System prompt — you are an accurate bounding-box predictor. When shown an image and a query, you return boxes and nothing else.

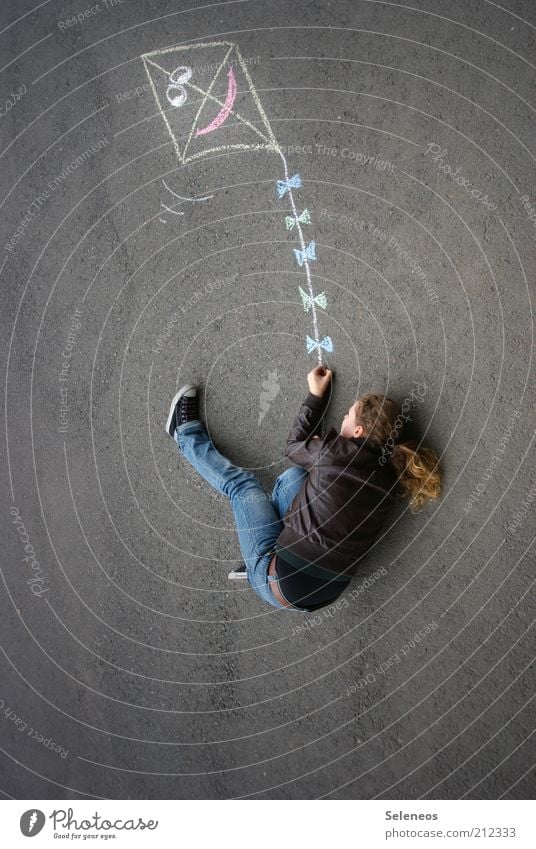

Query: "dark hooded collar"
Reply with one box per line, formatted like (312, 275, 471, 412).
(327, 427, 383, 454)
(350, 435, 383, 454)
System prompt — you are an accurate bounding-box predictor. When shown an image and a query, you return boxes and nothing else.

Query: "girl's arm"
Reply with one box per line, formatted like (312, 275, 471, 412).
(285, 391, 328, 469)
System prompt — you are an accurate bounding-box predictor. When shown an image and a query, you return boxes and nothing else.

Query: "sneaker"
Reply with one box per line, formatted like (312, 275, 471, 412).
(228, 564, 248, 580)
(165, 384, 199, 437)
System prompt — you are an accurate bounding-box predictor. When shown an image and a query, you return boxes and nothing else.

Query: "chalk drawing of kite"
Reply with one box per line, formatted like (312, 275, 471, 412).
(142, 41, 333, 363)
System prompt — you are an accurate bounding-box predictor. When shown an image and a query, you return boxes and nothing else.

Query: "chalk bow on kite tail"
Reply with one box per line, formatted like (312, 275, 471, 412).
(141, 40, 334, 365)
(274, 170, 333, 364)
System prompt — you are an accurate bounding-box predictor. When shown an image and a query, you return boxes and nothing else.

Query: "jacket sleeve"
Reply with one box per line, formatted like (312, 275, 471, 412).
(284, 391, 330, 469)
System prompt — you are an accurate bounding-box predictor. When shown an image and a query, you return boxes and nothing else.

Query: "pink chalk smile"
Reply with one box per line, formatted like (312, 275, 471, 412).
(195, 66, 237, 136)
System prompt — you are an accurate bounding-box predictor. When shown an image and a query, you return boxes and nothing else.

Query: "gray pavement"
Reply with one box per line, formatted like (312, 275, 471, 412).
(1, 0, 534, 799)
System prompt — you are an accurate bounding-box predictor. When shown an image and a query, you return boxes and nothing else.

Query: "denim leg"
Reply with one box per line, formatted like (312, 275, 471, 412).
(175, 420, 245, 496)
(271, 465, 309, 520)
(174, 421, 290, 609)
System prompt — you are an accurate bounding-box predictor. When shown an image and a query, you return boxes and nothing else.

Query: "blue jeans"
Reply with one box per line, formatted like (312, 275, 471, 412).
(174, 420, 309, 612)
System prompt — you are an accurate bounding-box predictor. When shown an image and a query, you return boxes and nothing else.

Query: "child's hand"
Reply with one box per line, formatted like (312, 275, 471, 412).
(307, 365, 333, 398)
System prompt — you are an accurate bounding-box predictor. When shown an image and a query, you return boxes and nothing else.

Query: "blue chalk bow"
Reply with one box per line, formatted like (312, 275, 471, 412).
(299, 286, 327, 312)
(276, 173, 302, 198)
(293, 240, 316, 267)
(306, 334, 334, 354)
(285, 209, 312, 230)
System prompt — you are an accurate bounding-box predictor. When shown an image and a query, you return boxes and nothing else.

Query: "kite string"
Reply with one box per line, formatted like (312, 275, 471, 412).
(278, 150, 323, 367)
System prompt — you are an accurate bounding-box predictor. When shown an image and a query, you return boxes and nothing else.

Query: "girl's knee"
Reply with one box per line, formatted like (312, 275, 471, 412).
(221, 468, 255, 497)
(278, 466, 307, 485)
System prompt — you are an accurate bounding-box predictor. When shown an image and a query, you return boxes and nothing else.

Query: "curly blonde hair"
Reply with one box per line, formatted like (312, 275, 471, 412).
(354, 393, 442, 512)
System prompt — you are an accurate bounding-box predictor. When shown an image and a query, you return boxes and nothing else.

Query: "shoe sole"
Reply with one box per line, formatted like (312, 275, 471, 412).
(228, 571, 248, 580)
(165, 384, 197, 436)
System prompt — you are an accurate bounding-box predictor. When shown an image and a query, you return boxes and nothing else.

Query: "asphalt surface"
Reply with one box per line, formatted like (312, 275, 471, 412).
(1, 0, 535, 800)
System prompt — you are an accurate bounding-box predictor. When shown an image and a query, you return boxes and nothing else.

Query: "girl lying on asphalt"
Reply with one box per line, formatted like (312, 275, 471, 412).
(166, 366, 441, 613)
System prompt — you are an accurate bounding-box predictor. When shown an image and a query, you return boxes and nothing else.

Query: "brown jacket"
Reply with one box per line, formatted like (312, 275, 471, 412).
(275, 391, 398, 577)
